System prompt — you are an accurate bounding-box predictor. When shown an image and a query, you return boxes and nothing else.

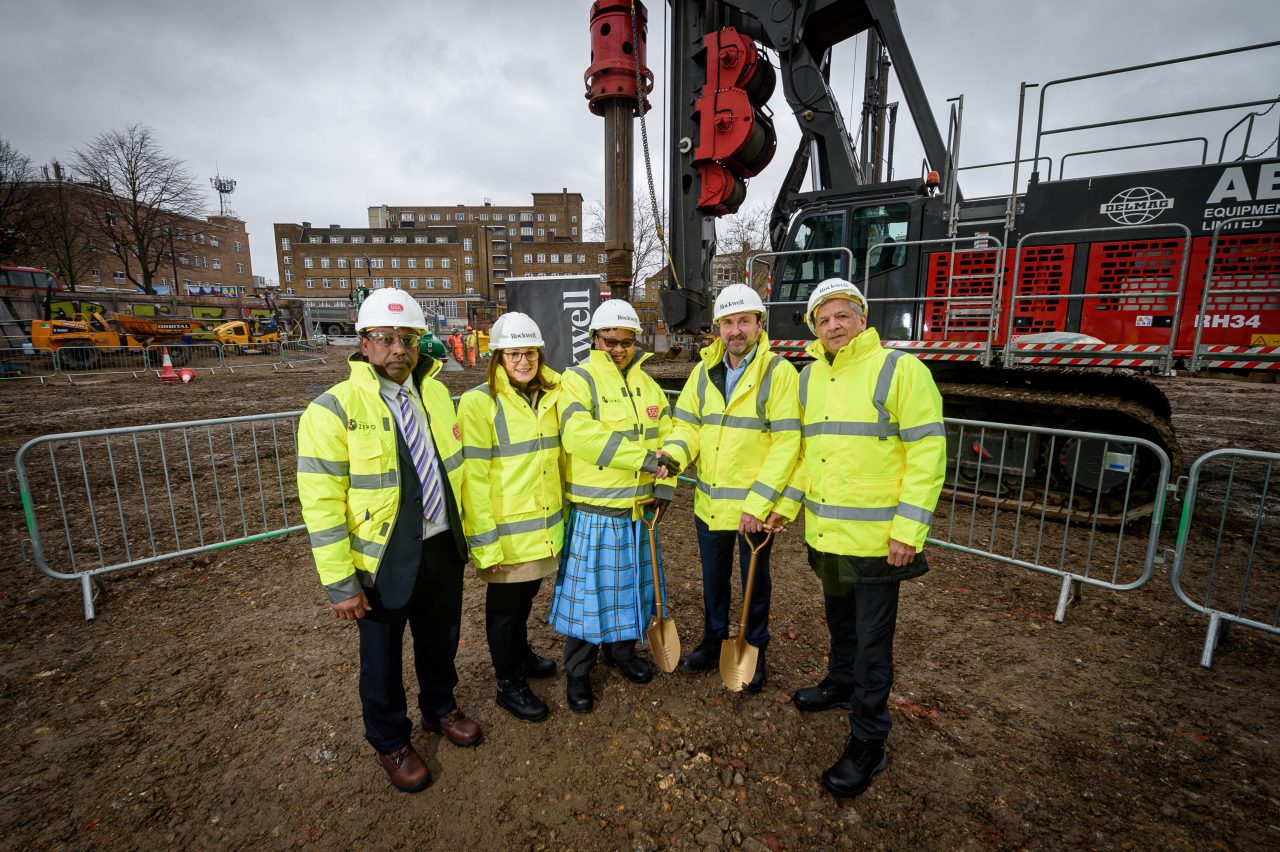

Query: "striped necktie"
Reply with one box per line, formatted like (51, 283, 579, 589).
(397, 388, 445, 524)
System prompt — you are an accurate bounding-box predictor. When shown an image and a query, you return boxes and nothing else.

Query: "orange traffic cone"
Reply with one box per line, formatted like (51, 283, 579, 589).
(178, 368, 195, 384)
(158, 347, 180, 383)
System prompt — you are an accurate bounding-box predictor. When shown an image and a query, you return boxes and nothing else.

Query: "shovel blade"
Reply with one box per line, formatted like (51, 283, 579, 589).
(647, 617, 681, 673)
(719, 637, 759, 692)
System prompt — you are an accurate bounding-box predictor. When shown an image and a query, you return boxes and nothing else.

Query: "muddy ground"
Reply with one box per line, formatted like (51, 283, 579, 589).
(0, 352, 1276, 850)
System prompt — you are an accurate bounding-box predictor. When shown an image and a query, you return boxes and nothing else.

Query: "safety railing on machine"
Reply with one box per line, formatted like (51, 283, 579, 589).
(1191, 214, 1280, 372)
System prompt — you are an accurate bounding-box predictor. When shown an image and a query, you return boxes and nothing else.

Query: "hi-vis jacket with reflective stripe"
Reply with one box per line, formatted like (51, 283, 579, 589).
(559, 349, 676, 516)
(663, 336, 801, 529)
(774, 328, 946, 556)
(458, 365, 564, 570)
(297, 355, 465, 603)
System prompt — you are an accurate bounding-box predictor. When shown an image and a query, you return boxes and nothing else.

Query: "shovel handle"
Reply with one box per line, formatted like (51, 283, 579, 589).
(737, 531, 772, 633)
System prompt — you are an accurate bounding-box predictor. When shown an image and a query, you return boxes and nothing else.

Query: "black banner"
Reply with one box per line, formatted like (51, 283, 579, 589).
(505, 275, 601, 372)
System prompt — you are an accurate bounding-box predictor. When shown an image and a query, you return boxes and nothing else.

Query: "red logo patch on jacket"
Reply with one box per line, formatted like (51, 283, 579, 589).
(647, 405, 659, 420)
(453, 423, 461, 441)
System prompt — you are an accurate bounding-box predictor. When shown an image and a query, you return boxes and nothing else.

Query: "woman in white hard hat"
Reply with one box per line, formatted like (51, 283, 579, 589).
(457, 312, 563, 723)
(549, 299, 678, 713)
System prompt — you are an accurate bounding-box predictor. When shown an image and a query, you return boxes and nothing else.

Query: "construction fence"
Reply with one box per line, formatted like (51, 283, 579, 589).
(0, 340, 327, 383)
(9, 402, 1275, 668)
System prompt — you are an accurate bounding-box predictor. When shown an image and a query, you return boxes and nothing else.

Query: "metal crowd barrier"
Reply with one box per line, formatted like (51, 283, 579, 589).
(281, 339, 329, 367)
(929, 418, 1170, 622)
(219, 341, 285, 371)
(1171, 448, 1279, 667)
(56, 346, 151, 380)
(0, 347, 59, 383)
(14, 412, 304, 619)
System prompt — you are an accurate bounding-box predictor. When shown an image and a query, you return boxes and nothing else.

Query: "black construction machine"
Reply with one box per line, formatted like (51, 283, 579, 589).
(584, 0, 1280, 519)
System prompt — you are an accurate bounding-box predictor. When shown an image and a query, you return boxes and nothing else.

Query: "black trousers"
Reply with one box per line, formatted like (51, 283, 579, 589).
(823, 580, 901, 742)
(562, 637, 638, 678)
(356, 531, 466, 754)
(485, 578, 543, 681)
(694, 516, 773, 648)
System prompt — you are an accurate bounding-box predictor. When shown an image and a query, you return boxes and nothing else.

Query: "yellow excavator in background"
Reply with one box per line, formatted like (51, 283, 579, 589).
(30, 312, 202, 369)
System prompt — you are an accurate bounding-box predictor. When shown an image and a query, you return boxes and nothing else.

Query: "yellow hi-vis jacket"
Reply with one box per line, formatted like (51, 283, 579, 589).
(559, 349, 677, 516)
(774, 328, 946, 556)
(457, 365, 564, 569)
(663, 336, 802, 529)
(296, 355, 465, 603)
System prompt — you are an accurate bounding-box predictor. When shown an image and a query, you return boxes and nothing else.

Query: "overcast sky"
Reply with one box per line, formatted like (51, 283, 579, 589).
(3, 1, 1277, 282)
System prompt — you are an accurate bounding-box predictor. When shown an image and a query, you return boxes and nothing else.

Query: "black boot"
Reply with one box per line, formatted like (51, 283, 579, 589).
(601, 647, 653, 684)
(744, 649, 767, 693)
(820, 738, 887, 799)
(678, 638, 720, 672)
(522, 648, 556, 679)
(566, 675, 594, 713)
(792, 677, 854, 711)
(496, 678, 549, 722)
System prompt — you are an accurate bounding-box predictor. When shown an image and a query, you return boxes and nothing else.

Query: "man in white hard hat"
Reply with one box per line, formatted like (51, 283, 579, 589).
(768, 277, 946, 799)
(549, 299, 678, 713)
(660, 283, 801, 692)
(297, 288, 482, 794)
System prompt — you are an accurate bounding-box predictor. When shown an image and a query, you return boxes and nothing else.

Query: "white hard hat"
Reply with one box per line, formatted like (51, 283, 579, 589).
(356, 288, 427, 332)
(804, 278, 867, 333)
(713, 283, 765, 323)
(589, 299, 642, 333)
(488, 311, 544, 349)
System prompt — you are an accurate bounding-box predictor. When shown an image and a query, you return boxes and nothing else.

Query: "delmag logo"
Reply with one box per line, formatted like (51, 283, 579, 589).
(1100, 187, 1174, 225)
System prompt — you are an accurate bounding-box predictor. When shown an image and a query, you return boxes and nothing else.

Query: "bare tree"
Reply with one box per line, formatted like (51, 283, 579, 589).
(0, 137, 38, 263)
(71, 124, 206, 294)
(584, 198, 668, 288)
(25, 163, 98, 291)
(715, 199, 774, 291)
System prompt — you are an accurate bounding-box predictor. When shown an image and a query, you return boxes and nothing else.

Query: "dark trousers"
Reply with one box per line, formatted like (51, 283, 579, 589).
(694, 516, 773, 649)
(563, 637, 637, 678)
(824, 581, 901, 742)
(356, 531, 466, 754)
(485, 578, 543, 681)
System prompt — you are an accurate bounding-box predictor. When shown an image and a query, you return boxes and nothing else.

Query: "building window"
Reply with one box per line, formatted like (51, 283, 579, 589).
(281, 237, 291, 250)
(372, 236, 385, 244)
(537, 254, 546, 263)
(424, 257, 434, 268)
(305, 278, 315, 289)
(330, 235, 343, 244)
(337, 257, 348, 268)
(390, 258, 400, 269)
(523, 253, 532, 263)
(407, 258, 417, 268)
(309, 236, 321, 244)
(234, 241, 242, 251)
(442, 277, 452, 289)
(415, 236, 428, 244)
(304, 257, 314, 268)
(283, 270, 293, 283)
(550, 254, 559, 264)
(572, 227, 578, 237)
(373, 277, 385, 287)
(392, 278, 401, 288)
(435, 236, 448, 244)
(441, 258, 451, 269)
(320, 257, 331, 268)
(521, 227, 533, 238)
(571, 215, 578, 223)
(425, 278, 435, 289)
(431, 213, 442, 221)
(464, 255, 473, 265)
(353, 258, 364, 269)
(351, 236, 365, 244)
(464, 269, 474, 283)
(549, 213, 557, 222)
(418, 213, 426, 222)
(282, 255, 291, 265)
(400, 212, 414, 222)
(408, 278, 418, 289)
(372, 258, 384, 269)
(393, 236, 406, 244)
(537, 213, 545, 222)
(322, 278, 331, 289)
(537, 229, 545, 237)
(463, 238, 473, 250)
(213, 259, 222, 269)
(455, 213, 465, 221)
(211, 236, 220, 248)
(564, 255, 573, 265)
(598, 254, 606, 263)
(113, 271, 126, 282)
(577, 253, 585, 263)
(236, 263, 245, 273)
(479, 214, 488, 222)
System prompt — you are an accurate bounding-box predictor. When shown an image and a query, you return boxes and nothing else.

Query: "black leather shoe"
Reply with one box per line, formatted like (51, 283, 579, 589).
(678, 638, 720, 673)
(820, 738, 887, 799)
(744, 651, 767, 694)
(602, 650, 653, 684)
(523, 649, 557, 679)
(566, 675, 594, 713)
(496, 678, 549, 723)
(792, 677, 853, 712)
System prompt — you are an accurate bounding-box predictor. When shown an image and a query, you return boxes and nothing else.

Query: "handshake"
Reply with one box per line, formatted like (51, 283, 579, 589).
(651, 449, 683, 480)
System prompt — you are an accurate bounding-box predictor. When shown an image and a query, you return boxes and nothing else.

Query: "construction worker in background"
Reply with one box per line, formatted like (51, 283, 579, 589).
(767, 278, 946, 800)
(659, 284, 801, 693)
(296, 289, 481, 795)
(450, 330, 464, 364)
(457, 313, 563, 723)
(465, 326, 478, 367)
(549, 299, 678, 714)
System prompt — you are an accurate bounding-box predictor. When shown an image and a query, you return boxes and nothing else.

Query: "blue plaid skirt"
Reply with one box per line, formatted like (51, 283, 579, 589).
(548, 506, 667, 644)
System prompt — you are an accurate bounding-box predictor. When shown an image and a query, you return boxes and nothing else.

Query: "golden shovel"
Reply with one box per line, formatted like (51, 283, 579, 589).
(640, 500, 680, 673)
(720, 531, 772, 691)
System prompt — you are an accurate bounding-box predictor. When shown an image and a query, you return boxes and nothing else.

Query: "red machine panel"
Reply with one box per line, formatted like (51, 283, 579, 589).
(922, 245, 1071, 344)
(1079, 238, 1184, 345)
(1180, 231, 1280, 351)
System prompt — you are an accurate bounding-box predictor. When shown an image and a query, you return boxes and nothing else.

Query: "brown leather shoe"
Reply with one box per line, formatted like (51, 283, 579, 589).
(422, 707, 483, 747)
(376, 744, 431, 793)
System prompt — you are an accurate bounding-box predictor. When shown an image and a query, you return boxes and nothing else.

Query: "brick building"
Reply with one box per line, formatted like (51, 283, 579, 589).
(275, 190, 607, 323)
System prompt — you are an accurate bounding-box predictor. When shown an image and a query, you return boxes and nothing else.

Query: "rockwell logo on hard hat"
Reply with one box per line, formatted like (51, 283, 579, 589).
(510, 331, 537, 340)
(722, 297, 746, 309)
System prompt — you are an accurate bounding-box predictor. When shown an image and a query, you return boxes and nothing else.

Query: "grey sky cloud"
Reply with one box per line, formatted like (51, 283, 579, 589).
(2, 1, 1276, 281)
